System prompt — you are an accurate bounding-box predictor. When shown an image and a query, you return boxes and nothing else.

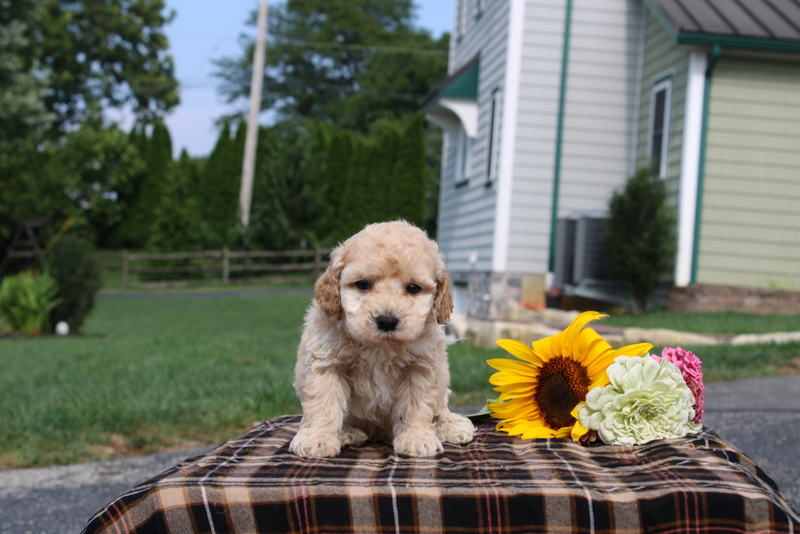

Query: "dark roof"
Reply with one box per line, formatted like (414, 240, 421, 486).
(645, 0, 800, 51)
(421, 53, 480, 109)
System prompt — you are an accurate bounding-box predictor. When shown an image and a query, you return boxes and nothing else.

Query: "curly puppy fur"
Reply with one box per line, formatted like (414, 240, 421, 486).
(289, 221, 475, 458)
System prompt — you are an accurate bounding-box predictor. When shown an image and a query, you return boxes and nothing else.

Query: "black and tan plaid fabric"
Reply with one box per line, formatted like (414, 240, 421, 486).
(83, 415, 799, 534)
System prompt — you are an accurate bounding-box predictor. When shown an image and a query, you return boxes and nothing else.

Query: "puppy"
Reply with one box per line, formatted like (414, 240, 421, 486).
(289, 221, 474, 458)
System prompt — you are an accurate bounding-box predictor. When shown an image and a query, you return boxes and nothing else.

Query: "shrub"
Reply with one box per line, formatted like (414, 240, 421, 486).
(605, 167, 676, 315)
(0, 271, 61, 335)
(46, 234, 102, 333)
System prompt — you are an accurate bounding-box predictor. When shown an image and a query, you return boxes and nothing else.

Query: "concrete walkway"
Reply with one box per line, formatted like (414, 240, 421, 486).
(0, 373, 798, 534)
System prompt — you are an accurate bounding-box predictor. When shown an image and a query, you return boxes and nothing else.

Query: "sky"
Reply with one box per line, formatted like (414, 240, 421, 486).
(137, 1, 455, 158)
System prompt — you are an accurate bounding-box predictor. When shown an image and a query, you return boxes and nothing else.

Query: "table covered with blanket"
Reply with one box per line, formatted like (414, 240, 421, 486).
(83, 415, 799, 534)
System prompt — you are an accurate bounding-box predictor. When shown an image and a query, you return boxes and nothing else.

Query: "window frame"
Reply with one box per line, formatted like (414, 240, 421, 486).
(486, 88, 501, 183)
(647, 76, 673, 179)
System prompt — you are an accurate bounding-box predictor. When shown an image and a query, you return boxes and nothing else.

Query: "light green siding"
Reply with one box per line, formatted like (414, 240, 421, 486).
(697, 56, 800, 290)
(635, 12, 689, 207)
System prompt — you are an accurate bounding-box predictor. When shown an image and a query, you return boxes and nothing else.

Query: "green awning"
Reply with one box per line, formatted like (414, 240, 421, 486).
(421, 54, 480, 110)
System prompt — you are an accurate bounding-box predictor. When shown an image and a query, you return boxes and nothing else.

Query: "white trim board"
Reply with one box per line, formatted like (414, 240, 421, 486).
(492, 0, 525, 273)
(675, 51, 707, 287)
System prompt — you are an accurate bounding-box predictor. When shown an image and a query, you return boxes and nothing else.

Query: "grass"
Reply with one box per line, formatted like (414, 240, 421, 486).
(601, 309, 800, 335)
(1, 294, 798, 469)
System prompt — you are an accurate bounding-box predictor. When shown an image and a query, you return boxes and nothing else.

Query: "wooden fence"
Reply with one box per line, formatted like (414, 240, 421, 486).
(121, 247, 331, 288)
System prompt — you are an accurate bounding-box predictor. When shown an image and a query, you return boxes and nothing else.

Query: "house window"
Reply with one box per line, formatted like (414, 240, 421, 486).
(455, 126, 471, 187)
(648, 77, 673, 178)
(456, 0, 467, 38)
(486, 89, 501, 182)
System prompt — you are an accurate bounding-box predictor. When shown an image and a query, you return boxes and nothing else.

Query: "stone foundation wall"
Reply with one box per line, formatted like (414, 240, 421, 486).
(451, 271, 546, 320)
(668, 284, 800, 315)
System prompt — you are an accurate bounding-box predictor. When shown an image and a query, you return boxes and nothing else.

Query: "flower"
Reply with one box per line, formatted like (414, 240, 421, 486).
(576, 356, 702, 445)
(651, 347, 704, 424)
(487, 311, 653, 439)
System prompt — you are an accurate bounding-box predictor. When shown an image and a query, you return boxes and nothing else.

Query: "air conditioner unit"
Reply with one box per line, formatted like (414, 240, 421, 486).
(553, 216, 578, 287)
(554, 212, 620, 288)
(574, 214, 618, 286)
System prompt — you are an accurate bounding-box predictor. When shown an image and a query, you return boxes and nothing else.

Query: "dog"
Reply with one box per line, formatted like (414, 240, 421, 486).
(289, 221, 475, 458)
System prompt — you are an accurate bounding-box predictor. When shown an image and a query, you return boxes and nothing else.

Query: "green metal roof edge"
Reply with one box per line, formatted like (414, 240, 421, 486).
(677, 33, 800, 54)
(439, 60, 480, 100)
(639, 0, 800, 54)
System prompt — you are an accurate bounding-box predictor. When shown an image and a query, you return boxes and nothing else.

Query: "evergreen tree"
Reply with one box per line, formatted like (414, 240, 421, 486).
(197, 122, 244, 247)
(146, 149, 203, 253)
(391, 113, 427, 228)
(605, 167, 676, 315)
(337, 141, 375, 240)
(301, 122, 331, 244)
(323, 130, 354, 242)
(247, 126, 292, 251)
(114, 120, 173, 248)
(371, 126, 400, 224)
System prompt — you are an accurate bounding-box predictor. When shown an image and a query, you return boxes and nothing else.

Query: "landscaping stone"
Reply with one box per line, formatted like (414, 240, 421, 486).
(622, 327, 719, 347)
(730, 331, 800, 346)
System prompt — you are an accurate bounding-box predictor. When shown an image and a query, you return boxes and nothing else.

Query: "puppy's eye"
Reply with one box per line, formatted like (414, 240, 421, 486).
(406, 283, 421, 295)
(355, 280, 371, 290)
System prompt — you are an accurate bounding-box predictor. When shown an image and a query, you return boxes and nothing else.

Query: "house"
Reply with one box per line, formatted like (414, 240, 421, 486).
(423, 0, 800, 317)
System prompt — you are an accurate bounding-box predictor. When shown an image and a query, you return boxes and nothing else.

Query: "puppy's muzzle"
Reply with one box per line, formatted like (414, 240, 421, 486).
(375, 314, 399, 332)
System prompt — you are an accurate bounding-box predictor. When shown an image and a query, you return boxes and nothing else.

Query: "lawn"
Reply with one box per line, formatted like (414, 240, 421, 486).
(1, 294, 798, 468)
(601, 309, 800, 335)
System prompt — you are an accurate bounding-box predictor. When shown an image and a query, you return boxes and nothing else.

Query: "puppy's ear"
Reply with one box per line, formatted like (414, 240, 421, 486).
(315, 249, 344, 320)
(434, 271, 454, 325)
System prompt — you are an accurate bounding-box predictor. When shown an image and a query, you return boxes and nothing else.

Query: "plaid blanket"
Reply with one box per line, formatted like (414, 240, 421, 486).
(83, 415, 799, 534)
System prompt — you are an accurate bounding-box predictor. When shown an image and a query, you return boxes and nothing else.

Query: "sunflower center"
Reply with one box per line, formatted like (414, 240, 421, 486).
(535, 356, 591, 430)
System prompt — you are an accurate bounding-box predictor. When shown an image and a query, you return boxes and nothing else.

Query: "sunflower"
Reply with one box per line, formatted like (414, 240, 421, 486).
(487, 311, 653, 440)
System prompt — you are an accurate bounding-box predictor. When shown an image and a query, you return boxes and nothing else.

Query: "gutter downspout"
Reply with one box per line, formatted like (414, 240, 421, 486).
(548, 0, 574, 272)
(690, 44, 721, 285)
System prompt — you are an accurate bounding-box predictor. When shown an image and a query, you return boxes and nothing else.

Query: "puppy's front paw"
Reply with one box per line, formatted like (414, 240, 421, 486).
(340, 425, 368, 447)
(290, 428, 342, 458)
(393, 429, 443, 457)
(436, 413, 475, 445)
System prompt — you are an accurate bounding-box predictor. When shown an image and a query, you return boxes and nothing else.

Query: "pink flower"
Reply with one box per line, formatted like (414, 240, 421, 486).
(651, 347, 705, 424)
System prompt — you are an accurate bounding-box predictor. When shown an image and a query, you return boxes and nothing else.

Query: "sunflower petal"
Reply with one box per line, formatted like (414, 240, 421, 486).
(497, 387, 536, 402)
(496, 339, 544, 365)
(571, 418, 589, 443)
(562, 312, 608, 358)
(521, 426, 558, 439)
(612, 342, 653, 358)
(487, 358, 538, 376)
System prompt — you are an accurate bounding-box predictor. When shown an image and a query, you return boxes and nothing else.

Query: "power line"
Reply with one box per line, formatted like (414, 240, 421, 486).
(271, 39, 448, 57)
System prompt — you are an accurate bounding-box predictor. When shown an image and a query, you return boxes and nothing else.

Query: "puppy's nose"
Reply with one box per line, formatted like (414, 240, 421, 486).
(376, 314, 399, 332)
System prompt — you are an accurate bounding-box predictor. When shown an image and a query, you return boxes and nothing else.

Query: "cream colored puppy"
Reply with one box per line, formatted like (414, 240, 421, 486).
(289, 221, 474, 458)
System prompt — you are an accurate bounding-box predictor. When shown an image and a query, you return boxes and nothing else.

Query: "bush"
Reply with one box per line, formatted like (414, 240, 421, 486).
(0, 271, 61, 335)
(605, 167, 676, 315)
(46, 234, 102, 333)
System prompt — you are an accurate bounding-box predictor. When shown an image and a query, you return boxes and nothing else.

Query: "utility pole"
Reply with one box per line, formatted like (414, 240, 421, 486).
(239, 0, 268, 229)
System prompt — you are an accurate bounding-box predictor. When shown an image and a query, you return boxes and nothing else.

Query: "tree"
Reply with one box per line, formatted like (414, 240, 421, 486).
(197, 122, 245, 247)
(214, 0, 448, 130)
(19, 0, 179, 130)
(391, 113, 426, 228)
(0, 0, 53, 143)
(1, 0, 178, 250)
(605, 168, 677, 315)
(55, 119, 147, 245)
(146, 149, 203, 253)
(322, 129, 354, 241)
(246, 126, 294, 251)
(114, 120, 173, 248)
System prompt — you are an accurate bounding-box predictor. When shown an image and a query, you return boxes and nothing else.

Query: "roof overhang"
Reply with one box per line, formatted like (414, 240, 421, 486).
(676, 33, 800, 54)
(421, 54, 480, 138)
(641, 0, 800, 55)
